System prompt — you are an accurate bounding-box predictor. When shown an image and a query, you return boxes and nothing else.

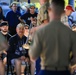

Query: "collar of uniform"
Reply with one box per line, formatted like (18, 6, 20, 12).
(0, 31, 8, 35)
(50, 20, 61, 25)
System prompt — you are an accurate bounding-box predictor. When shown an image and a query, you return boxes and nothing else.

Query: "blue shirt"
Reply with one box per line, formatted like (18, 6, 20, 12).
(6, 10, 21, 35)
(6, 10, 21, 27)
(71, 11, 76, 22)
(69, 11, 76, 27)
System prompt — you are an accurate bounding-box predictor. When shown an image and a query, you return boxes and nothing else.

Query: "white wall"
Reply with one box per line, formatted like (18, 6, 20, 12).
(0, 0, 11, 4)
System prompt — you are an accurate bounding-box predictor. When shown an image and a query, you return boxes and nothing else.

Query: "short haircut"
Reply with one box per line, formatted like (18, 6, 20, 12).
(16, 23, 25, 29)
(25, 24, 29, 28)
(50, 0, 65, 16)
(10, 3, 17, 8)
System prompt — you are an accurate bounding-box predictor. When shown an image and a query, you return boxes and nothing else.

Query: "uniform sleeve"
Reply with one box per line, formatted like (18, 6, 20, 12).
(29, 31, 42, 59)
(61, 15, 69, 25)
(71, 31, 76, 66)
(37, 6, 48, 25)
(40, 6, 48, 22)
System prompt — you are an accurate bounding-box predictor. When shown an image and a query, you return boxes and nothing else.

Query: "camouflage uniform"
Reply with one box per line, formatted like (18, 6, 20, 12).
(37, 2, 49, 26)
(61, 14, 69, 26)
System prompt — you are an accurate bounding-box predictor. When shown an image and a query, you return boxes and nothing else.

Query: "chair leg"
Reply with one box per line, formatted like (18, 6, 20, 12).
(7, 64, 9, 75)
(7, 64, 15, 75)
(10, 65, 14, 75)
(25, 62, 31, 75)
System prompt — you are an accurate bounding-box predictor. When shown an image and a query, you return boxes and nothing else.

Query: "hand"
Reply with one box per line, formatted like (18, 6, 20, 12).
(20, 56, 26, 61)
(3, 51, 7, 55)
(70, 64, 76, 74)
(25, 57, 30, 63)
(30, 17, 34, 22)
(30, 27, 36, 34)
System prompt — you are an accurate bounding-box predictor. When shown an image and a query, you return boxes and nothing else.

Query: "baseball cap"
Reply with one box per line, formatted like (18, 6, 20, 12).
(29, 3, 35, 8)
(0, 22, 8, 27)
(65, 5, 74, 12)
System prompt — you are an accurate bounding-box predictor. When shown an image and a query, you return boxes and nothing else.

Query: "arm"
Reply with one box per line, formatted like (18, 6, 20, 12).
(6, 12, 10, 22)
(18, 17, 26, 24)
(18, 14, 26, 24)
(7, 38, 14, 53)
(29, 31, 42, 62)
(70, 31, 76, 73)
(30, 22, 48, 34)
(7, 38, 16, 59)
(43, 19, 49, 24)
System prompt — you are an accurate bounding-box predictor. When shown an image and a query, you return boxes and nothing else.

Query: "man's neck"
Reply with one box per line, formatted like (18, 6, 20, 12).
(18, 35, 23, 39)
(50, 15, 61, 22)
(13, 10, 17, 13)
(50, 18, 61, 22)
(1, 31, 8, 35)
(30, 12, 34, 14)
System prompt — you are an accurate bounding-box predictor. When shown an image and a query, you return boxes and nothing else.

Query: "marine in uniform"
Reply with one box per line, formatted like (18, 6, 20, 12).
(37, 0, 49, 26)
(29, 0, 76, 75)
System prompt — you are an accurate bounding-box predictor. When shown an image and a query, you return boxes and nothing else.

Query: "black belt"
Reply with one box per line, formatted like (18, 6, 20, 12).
(41, 66, 68, 71)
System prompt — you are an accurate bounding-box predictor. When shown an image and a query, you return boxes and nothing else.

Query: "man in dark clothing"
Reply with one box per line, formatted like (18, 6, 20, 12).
(0, 22, 11, 41)
(19, 3, 37, 26)
(0, 32, 8, 75)
(0, 22, 11, 66)
(0, 22, 9, 75)
(6, 2, 21, 35)
(7, 23, 29, 75)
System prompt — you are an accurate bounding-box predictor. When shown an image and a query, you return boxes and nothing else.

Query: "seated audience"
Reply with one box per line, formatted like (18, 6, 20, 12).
(7, 23, 30, 75)
(0, 21, 11, 66)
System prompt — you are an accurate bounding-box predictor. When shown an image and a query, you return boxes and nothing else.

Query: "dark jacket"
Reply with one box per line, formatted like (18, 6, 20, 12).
(7, 34, 28, 60)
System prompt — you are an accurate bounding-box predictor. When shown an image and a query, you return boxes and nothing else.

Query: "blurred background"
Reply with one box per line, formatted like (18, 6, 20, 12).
(0, 0, 76, 17)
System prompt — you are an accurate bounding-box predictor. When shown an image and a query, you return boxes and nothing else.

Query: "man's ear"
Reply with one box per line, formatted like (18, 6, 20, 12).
(16, 28, 17, 32)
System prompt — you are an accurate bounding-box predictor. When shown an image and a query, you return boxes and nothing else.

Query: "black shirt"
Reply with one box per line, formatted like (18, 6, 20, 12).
(21, 12, 37, 26)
